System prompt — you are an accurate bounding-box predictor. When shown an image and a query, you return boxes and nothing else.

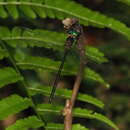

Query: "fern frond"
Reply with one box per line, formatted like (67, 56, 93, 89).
(6, 116, 44, 130)
(0, 25, 62, 49)
(46, 123, 89, 130)
(0, 67, 23, 88)
(37, 104, 119, 130)
(86, 46, 108, 63)
(14, 54, 109, 87)
(0, 26, 107, 64)
(85, 68, 109, 88)
(0, 1, 130, 39)
(28, 86, 104, 109)
(0, 95, 32, 120)
(0, 47, 8, 59)
(74, 109, 118, 130)
(6, 115, 88, 130)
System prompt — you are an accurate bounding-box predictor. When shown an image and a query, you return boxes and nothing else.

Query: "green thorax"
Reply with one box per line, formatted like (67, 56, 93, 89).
(68, 30, 79, 37)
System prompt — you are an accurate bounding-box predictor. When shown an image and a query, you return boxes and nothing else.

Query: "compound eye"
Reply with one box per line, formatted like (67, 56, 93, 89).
(62, 18, 71, 25)
(62, 18, 72, 28)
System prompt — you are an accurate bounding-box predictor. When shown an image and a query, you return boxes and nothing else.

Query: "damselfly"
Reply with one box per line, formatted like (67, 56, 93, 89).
(49, 18, 83, 103)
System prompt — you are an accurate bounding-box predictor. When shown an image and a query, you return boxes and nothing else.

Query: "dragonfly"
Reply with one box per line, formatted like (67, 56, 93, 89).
(49, 18, 83, 103)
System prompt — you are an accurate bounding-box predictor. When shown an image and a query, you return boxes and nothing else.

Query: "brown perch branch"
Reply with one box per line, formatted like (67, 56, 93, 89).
(63, 23, 86, 130)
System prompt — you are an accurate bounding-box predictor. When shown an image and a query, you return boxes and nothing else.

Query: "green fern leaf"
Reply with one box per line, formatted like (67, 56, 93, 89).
(10, 27, 23, 47)
(0, 95, 32, 120)
(0, 27, 108, 64)
(74, 108, 119, 130)
(0, 47, 8, 59)
(31, 0, 46, 18)
(46, 123, 89, 130)
(37, 104, 119, 130)
(85, 68, 109, 88)
(1, 27, 65, 49)
(0, 0, 8, 18)
(5, 0, 19, 19)
(0, 26, 10, 38)
(86, 46, 108, 63)
(6, 116, 44, 130)
(19, 0, 36, 19)
(45, 0, 130, 39)
(15, 54, 109, 87)
(28, 86, 104, 109)
(0, 67, 23, 88)
(0, 1, 130, 39)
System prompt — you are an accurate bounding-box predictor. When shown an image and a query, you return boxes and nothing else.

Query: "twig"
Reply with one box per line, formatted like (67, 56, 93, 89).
(63, 24, 86, 130)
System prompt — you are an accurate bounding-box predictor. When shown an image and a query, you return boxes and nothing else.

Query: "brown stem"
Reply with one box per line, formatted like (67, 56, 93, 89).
(63, 29, 86, 130)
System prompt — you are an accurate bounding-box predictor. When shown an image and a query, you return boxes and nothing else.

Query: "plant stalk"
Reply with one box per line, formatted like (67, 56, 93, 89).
(63, 28, 86, 130)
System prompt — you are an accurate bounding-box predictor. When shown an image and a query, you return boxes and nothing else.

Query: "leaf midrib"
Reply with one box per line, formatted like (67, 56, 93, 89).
(0, 1, 109, 26)
(1, 36, 62, 47)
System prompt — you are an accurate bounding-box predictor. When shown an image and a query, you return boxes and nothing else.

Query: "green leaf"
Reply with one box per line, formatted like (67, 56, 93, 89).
(0, 26, 11, 38)
(0, 67, 23, 88)
(0, 0, 7, 18)
(19, 0, 36, 19)
(0, 47, 8, 59)
(85, 68, 110, 88)
(28, 86, 104, 109)
(15, 54, 109, 87)
(46, 0, 130, 39)
(45, 123, 63, 130)
(6, 116, 44, 130)
(31, 0, 46, 18)
(5, 0, 19, 19)
(0, 27, 107, 64)
(1, 27, 65, 49)
(46, 123, 89, 130)
(0, 1, 130, 39)
(74, 109, 118, 130)
(86, 46, 108, 63)
(37, 104, 119, 130)
(0, 95, 32, 120)
(10, 27, 23, 47)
